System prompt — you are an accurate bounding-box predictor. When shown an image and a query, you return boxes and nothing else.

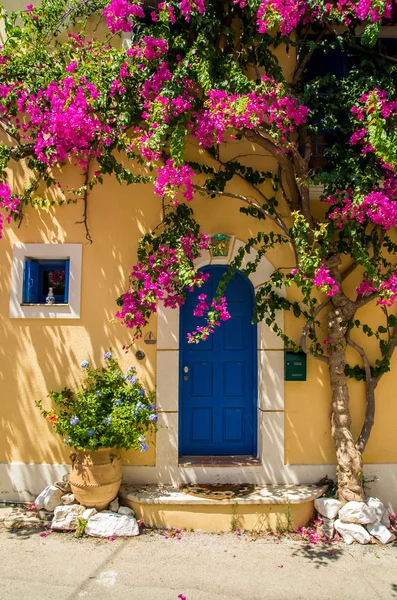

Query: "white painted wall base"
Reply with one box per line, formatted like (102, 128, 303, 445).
(0, 462, 70, 502)
(1, 462, 396, 511)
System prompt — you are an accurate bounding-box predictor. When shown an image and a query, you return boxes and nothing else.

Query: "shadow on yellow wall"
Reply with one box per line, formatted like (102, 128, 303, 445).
(0, 112, 396, 468)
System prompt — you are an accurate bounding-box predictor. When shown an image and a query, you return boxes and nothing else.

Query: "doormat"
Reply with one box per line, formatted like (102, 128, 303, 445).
(179, 483, 255, 500)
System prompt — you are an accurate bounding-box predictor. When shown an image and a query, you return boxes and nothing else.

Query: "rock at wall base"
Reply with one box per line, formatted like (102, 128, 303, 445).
(35, 486, 64, 512)
(85, 511, 139, 537)
(367, 521, 396, 544)
(51, 504, 86, 531)
(334, 520, 371, 545)
(338, 502, 377, 525)
(367, 497, 391, 528)
(319, 517, 335, 540)
(109, 498, 119, 512)
(61, 493, 75, 505)
(118, 506, 135, 517)
(314, 498, 342, 520)
(82, 508, 97, 521)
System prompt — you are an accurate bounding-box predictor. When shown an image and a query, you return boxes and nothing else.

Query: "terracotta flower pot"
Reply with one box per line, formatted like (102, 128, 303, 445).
(69, 447, 122, 511)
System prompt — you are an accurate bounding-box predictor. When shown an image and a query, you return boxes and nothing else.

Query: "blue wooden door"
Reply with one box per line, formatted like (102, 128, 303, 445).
(180, 265, 257, 456)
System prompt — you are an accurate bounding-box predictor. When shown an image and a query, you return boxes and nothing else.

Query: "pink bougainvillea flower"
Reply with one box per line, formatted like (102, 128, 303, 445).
(178, 595, 187, 600)
(108, 536, 116, 541)
(39, 532, 48, 538)
(278, 564, 284, 568)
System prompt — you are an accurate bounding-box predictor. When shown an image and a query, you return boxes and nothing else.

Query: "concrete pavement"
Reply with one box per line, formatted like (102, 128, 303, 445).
(0, 526, 396, 600)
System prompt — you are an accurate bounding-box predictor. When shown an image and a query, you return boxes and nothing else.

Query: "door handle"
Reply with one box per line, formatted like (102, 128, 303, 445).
(183, 366, 189, 373)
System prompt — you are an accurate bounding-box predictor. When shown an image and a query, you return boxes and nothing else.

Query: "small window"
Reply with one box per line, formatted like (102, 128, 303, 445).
(23, 258, 70, 305)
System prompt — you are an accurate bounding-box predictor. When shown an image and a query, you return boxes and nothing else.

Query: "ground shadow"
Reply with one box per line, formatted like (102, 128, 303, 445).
(291, 542, 345, 569)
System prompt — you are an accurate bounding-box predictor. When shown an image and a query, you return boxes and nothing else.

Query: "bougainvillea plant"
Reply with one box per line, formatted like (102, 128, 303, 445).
(2, 0, 397, 502)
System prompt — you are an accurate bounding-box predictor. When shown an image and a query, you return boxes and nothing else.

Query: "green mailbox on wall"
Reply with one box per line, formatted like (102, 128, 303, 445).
(284, 350, 307, 381)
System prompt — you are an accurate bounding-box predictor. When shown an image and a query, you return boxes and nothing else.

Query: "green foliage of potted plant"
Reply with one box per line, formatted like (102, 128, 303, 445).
(36, 351, 157, 510)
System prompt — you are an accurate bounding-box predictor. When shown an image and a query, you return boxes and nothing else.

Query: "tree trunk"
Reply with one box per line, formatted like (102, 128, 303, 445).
(328, 307, 366, 503)
(355, 379, 376, 454)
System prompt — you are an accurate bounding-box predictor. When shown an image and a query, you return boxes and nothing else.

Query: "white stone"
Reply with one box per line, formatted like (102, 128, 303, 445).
(314, 498, 342, 519)
(109, 498, 119, 512)
(367, 521, 396, 544)
(61, 493, 75, 505)
(118, 506, 135, 517)
(367, 497, 390, 528)
(82, 508, 97, 521)
(35, 486, 64, 512)
(319, 517, 334, 540)
(334, 520, 371, 545)
(51, 504, 86, 531)
(85, 511, 139, 537)
(54, 479, 71, 493)
(338, 502, 377, 525)
(381, 511, 391, 528)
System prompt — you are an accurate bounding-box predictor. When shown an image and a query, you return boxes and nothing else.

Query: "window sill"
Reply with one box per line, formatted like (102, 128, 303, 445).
(20, 303, 69, 307)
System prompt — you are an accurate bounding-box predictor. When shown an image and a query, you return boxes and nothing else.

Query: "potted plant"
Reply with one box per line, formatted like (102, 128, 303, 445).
(36, 351, 157, 511)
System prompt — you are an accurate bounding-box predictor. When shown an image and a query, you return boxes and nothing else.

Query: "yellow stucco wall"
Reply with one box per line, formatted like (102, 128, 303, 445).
(0, 4, 395, 470)
(1, 160, 397, 467)
(0, 158, 161, 465)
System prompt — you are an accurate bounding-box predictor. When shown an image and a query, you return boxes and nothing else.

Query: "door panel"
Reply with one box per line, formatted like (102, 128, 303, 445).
(180, 265, 257, 455)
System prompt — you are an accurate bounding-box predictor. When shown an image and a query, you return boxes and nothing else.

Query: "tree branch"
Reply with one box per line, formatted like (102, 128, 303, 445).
(0, 118, 21, 143)
(346, 331, 377, 454)
(292, 30, 326, 87)
(242, 128, 303, 214)
(203, 151, 300, 266)
(192, 183, 292, 241)
(341, 261, 358, 281)
(300, 297, 330, 364)
(75, 162, 93, 244)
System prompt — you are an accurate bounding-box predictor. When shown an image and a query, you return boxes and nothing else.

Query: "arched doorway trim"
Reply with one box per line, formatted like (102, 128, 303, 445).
(155, 237, 286, 475)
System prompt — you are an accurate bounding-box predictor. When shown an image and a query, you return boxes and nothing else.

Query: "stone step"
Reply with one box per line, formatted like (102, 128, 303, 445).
(119, 484, 327, 533)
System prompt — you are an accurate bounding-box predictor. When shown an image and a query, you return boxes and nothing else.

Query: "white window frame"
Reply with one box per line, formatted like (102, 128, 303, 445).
(9, 243, 82, 319)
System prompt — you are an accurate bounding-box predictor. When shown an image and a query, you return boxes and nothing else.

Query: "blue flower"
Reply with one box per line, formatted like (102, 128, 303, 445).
(138, 436, 146, 443)
(128, 366, 136, 373)
(87, 429, 95, 437)
(114, 399, 122, 406)
(135, 401, 145, 411)
(80, 361, 89, 368)
(70, 416, 79, 426)
(139, 443, 149, 452)
(63, 437, 72, 445)
(95, 390, 103, 397)
(125, 375, 137, 385)
(149, 414, 158, 422)
(137, 388, 145, 397)
(104, 351, 112, 360)
(103, 417, 112, 426)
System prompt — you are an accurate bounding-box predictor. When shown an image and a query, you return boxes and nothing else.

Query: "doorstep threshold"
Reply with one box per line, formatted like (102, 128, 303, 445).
(119, 484, 328, 506)
(178, 455, 262, 467)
